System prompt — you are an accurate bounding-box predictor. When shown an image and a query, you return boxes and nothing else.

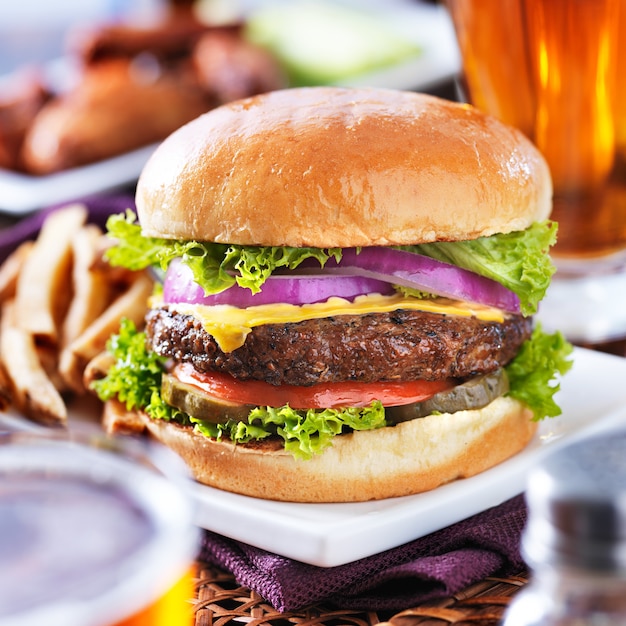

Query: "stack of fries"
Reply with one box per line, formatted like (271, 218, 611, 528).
(0, 204, 153, 425)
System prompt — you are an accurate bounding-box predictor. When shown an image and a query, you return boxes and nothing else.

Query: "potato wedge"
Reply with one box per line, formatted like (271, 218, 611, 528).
(62, 224, 111, 348)
(0, 360, 13, 412)
(0, 241, 34, 304)
(59, 271, 153, 393)
(15, 204, 87, 344)
(0, 300, 67, 425)
(102, 398, 147, 436)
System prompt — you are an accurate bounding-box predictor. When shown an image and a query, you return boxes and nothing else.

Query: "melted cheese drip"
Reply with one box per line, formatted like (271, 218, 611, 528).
(154, 293, 506, 353)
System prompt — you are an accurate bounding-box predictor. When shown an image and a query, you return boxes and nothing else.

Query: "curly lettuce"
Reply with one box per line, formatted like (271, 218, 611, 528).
(192, 403, 386, 460)
(104, 210, 341, 295)
(91, 318, 183, 422)
(505, 324, 573, 420)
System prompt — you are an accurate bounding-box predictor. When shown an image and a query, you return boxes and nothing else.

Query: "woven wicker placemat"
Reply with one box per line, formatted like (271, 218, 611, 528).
(193, 562, 529, 626)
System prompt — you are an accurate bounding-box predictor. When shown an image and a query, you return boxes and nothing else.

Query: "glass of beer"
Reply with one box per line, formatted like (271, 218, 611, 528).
(446, 0, 626, 343)
(0, 430, 199, 626)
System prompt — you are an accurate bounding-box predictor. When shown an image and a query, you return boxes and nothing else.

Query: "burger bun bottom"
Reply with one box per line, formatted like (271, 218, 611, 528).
(106, 396, 537, 502)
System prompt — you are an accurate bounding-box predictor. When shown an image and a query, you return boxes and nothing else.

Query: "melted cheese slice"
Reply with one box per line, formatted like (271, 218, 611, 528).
(154, 293, 506, 353)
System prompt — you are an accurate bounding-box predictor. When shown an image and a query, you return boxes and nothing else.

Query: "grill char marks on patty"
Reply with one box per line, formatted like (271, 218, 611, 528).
(145, 307, 533, 386)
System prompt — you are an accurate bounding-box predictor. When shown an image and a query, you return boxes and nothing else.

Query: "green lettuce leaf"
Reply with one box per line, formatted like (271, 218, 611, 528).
(104, 211, 341, 294)
(192, 402, 386, 460)
(91, 318, 184, 422)
(402, 221, 558, 316)
(505, 324, 574, 420)
(245, 1, 422, 86)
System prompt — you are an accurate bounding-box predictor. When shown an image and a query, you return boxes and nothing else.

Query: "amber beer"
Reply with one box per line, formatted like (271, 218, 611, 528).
(0, 433, 199, 626)
(111, 567, 195, 626)
(447, 0, 626, 265)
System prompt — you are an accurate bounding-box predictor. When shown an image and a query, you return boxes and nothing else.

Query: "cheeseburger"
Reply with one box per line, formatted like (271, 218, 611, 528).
(93, 86, 572, 503)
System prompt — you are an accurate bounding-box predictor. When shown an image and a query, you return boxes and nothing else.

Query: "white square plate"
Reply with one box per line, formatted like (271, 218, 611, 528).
(1, 347, 623, 566)
(190, 347, 626, 566)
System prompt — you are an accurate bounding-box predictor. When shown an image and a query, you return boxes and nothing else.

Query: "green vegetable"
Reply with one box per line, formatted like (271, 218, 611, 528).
(393, 284, 435, 299)
(105, 211, 341, 295)
(244, 1, 422, 86)
(403, 221, 558, 316)
(505, 324, 573, 420)
(105, 211, 556, 315)
(192, 402, 386, 460)
(91, 318, 183, 422)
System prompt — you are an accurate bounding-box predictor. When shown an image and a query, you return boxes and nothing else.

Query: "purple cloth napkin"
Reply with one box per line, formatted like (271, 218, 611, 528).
(0, 194, 136, 263)
(199, 494, 528, 612)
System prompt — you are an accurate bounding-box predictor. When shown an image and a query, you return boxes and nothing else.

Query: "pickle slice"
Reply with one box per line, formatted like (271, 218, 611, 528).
(161, 374, 255, 424)
(385, 369, 509, 424)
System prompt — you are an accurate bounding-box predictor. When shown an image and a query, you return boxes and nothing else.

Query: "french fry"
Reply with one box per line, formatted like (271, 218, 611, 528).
(62, 224, 112, 348)
(0, 360, 13, 412)
(59, 271, 153, 393)
(36, 343, 70, 393)
(82, 350, 115, 387)
(102, 398, 147, 436)
(0, 241, 34, 304)
(15, 204, 87, 344)
(0, 205, 155, 427)
(0, 300, 67, 425)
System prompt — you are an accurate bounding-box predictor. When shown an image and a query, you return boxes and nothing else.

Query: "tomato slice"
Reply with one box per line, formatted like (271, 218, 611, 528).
(174, 363, 454, 409)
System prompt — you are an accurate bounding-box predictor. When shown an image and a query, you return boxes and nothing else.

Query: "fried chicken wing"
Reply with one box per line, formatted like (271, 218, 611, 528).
(0, 69, 50, 170)
(68, 14, 241, 64)
(12, 11, 286, 175)
(192, 30, 286, 103)
(20, 59, 211, 174)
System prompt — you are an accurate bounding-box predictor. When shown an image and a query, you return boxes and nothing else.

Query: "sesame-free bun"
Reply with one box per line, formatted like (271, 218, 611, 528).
(135, 86, 552, 248)
(107, 396, 537, 503)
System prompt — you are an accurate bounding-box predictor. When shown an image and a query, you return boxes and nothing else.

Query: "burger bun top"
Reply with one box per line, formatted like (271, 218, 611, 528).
(136, 87, 552, 248)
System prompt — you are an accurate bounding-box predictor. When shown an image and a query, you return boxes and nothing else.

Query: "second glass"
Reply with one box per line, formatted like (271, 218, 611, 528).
(446, 0, 626, 342)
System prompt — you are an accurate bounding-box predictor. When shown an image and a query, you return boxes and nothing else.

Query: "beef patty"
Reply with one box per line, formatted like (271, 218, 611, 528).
(145, 306, 533, 386)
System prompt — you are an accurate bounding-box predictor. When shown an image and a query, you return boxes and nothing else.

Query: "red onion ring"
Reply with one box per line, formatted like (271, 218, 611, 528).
(163, 258, 396, 307)
(327, 248, 521, 313)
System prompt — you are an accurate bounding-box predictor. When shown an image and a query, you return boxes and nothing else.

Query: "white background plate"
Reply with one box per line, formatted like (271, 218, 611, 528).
(0, 1, 460, 215)
(0, 144, 158, 215)
(190, 347, 626, 566)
